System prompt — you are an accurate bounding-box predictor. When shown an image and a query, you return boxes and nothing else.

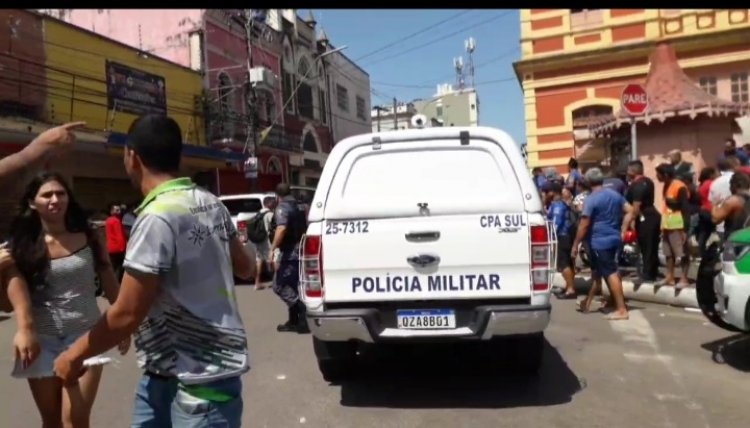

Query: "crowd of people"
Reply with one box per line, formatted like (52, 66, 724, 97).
(534, 139, 750, 322)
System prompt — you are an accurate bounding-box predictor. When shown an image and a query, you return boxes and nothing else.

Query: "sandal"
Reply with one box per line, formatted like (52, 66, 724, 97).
(605, 312, 629, 321)
(555, 290, 577, 300)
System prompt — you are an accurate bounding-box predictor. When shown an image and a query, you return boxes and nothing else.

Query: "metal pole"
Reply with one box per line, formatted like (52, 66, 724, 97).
(244, 11, 258, 192)
(376, 107, 381, 132)
(630, 119, 637, 160)
(70, 76, 76, 121)
(393, 98, 398, 130)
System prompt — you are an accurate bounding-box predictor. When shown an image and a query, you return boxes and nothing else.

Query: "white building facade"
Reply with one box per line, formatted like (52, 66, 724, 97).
(323, 43, 371, 143)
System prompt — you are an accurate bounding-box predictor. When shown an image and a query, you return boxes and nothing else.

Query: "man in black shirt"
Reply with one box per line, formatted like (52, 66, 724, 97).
(625, 160, 661, 283)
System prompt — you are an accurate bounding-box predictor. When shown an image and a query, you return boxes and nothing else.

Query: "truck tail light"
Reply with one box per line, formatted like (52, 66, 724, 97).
(301, 235, 323, 298)
(237, 221, 248, 243)
(530, 224, 553, 293)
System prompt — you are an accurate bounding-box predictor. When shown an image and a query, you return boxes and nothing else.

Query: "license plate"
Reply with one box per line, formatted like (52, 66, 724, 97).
(396, 309, 456, 330)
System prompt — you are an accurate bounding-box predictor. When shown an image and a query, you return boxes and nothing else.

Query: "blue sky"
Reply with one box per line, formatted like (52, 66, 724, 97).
(315, 9, 525, 144)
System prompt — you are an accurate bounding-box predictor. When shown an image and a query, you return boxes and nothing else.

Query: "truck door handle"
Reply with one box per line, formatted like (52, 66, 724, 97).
(405, 231, 440, 242)
(407, 254, 441, 267)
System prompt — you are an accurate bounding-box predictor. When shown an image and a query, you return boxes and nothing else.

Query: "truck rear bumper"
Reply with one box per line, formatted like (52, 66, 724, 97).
(307, 304, 551, 343)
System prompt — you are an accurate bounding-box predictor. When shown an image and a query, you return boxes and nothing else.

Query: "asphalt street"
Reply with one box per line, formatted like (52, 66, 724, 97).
(1, 286, 749, 428)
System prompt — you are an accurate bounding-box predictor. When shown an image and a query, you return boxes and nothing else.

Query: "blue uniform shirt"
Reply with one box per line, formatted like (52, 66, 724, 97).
(547, 200, 572, 237)
(582, 188, 626, 251)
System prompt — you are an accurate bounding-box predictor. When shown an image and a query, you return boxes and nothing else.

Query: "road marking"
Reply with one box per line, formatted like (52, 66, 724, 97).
(610, 311, 711, 428)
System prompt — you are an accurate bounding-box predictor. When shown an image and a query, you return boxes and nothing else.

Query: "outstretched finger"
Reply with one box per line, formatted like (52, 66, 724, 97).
(61, 121, 87, 130)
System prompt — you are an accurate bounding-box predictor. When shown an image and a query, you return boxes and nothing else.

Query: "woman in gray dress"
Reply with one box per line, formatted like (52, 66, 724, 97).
(3, 172, 129, 428)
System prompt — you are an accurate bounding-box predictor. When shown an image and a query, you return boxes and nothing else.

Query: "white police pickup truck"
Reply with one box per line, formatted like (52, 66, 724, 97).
(299, 122, 556, 381)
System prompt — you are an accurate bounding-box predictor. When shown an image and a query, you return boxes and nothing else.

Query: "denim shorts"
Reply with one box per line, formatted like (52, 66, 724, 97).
(11, 332, 84, 379)
(589, 247, 620, 278)
(131, 373, 243, 428)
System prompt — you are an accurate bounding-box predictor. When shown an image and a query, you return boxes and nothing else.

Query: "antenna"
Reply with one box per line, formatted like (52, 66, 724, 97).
(465, 37, 476, 88)
(453, 56, 464, 90)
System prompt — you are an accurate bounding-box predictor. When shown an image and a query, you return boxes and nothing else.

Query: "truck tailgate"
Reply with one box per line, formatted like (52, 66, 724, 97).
(322, 213, 531, 302)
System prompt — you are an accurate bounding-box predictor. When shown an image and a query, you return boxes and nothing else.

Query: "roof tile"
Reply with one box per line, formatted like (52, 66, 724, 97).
(591, 43, 746, 133)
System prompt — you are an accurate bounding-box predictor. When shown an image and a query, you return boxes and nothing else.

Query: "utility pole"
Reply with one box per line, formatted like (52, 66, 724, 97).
(244, 9, 259, 191)
(393, 98, 398, 130)
(376, 106, 382, 132)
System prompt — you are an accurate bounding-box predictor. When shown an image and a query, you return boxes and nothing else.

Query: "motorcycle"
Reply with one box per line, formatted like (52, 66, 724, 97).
(577, 229, 639, 268)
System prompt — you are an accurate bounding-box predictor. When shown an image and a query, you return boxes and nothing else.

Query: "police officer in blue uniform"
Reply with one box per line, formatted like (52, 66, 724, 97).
(269, 183, 309, 333)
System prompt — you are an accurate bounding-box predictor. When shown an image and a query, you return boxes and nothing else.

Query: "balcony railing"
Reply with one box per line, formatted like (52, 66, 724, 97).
(206, 105, 301, 153)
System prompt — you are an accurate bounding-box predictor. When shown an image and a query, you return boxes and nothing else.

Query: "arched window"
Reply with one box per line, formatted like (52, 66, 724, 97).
(303, 131, 318, 152)
(296, 57, 314, 119)
(267, 157, 282, 174)
(572, 105, 613, 129)
(217, 72, 233, 114)
(217, 72, 235, 137)
(298, 57, 311, 80)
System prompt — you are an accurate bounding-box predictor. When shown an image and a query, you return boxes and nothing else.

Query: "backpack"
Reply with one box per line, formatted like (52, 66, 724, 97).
(246, 211, 268, 244)
(565, 202, 580, 235)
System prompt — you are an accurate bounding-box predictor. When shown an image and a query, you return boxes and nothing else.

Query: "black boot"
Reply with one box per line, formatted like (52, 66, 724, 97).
(296, 301, 310, 334)
(277, 305, 299, 332)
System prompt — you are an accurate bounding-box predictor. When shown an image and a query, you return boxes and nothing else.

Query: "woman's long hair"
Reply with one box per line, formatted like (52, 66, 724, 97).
(10, 172, 105, 288)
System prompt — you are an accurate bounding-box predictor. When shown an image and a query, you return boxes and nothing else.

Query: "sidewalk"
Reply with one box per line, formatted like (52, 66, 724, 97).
(553, 268, 699, 309)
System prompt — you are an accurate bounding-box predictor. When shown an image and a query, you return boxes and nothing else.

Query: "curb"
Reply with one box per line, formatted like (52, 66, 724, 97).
(553, 273, 699, 309)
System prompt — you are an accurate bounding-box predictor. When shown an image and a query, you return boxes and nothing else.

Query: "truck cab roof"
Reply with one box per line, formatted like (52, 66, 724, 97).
(308, 126, 541, 223)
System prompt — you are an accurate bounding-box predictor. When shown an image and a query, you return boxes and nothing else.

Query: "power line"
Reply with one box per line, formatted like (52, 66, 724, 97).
(361, 11, 514, 67)
(353, 10, 474, 62)
(326, 13, 517, 94)
(7, 27, 207, 104)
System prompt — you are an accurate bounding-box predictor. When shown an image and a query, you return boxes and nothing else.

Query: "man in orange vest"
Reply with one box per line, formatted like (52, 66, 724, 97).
(655, 163, 691, 288)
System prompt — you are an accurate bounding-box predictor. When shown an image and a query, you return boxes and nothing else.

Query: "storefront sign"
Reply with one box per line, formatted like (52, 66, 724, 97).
(105, 60, 167, 116)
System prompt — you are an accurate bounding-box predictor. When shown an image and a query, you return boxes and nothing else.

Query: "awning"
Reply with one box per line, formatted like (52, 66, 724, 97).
(107, 132, 244, 168)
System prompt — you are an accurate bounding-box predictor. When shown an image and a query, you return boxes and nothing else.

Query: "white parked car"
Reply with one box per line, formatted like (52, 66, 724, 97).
(219, 192, 276, 267)
(299, 124, 556, 381)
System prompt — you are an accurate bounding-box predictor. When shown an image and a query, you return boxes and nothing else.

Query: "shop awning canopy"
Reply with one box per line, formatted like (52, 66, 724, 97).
(107, 132, 245, 163)
(590, 43, 747, 136)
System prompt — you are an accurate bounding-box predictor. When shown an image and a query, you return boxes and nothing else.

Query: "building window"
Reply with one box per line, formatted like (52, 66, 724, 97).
(336, 84, 349, 112)
(570, 9, 603, 29)
(303, 132, 318, 152)
(470, 103, 476, 110)
(217, 72, 232, 114)
(572, 105, 613, 128)
(436, 106, 443, 117)
(282, 71, 295, 114)
(298, 58, 311, 79)
(355, 95, 366, 120)
(699, 76, 718, 96)
(730, 72, 749, 103)
(319, 89, 327, 124)
(297, 82, 314, 119)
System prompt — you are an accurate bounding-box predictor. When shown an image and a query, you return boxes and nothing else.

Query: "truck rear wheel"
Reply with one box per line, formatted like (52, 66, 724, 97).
(313, 337, 358, 382)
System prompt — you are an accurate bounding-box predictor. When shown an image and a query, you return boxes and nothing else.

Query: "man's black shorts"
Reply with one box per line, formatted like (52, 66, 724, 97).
(556, 235, 574, 271)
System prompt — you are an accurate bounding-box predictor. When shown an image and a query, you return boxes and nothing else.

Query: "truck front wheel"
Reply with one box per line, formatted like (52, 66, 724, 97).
(313, 337, 358, 382)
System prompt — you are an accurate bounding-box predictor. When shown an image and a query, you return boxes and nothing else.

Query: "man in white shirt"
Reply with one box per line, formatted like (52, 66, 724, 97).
(709, 157, 737, 235)
(253, 196, 277, 290)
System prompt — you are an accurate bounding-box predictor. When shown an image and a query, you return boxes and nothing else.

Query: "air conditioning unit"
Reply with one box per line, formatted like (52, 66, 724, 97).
(249, 67, 277, 92)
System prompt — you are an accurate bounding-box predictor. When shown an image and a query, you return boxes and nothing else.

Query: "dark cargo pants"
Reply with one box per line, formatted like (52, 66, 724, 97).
(272, 259, 300, 307)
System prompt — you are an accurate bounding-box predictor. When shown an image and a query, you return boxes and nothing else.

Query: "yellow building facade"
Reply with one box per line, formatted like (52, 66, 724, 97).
(515, 9, 750, 172)
(41, 16, 205, 145)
